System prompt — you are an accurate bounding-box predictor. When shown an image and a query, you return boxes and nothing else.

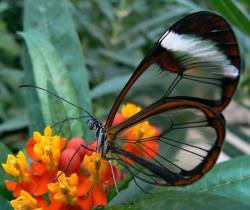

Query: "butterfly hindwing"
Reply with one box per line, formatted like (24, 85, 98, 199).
(107, 98, 225, 185)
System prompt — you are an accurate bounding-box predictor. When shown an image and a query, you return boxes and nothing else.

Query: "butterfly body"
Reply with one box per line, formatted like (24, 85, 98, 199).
(87, 118, 110, 158)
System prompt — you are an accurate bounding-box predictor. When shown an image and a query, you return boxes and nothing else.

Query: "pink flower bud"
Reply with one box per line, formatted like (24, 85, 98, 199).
(67, 137, 86, 159)
(59, 149, 81, 176)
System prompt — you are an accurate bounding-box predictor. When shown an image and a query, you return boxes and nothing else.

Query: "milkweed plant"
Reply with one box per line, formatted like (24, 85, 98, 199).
(2, 104, 159, 210)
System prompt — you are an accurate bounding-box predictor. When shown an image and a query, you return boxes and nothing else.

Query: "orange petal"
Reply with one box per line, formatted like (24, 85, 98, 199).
(60, 138, 67, 150)
(101, 163, 112, 182)
(92, 184, 107, 206)
(5, 180, 16, 191)
(77, 178, 92, 196)
(143, 141, 159, 159)
(46, 196, 63, 210)
(103, 165, 121, 187)
(77, 195, 93, 210)
(33, 176, 48, 196)
(33, 171, 56, 196)
(26, 138, 38, 160)
(36, 196, 48, 208)
(122, 143, 142, 164)
(31, 162, 46, 175)
(6, 180, 37, 197)
(86, 140, 96, 156)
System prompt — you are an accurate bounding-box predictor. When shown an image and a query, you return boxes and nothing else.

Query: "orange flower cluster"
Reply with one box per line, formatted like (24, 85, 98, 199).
(114, 103, 159, 164)
(3, 103, 159, 210)
(3, 127, 119, 210)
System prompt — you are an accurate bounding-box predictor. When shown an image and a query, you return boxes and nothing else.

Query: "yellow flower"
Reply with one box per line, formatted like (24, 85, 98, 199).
(32, 127, 61, 169)
(83, 152, 108, 179)
(120, 103, 158, 140)
(121, 103, 141, 118)
(129, 121, 158, 139)
(10, 190, 41, 210)
(48, 172, 78, 205)
(2, 151, 27, 177)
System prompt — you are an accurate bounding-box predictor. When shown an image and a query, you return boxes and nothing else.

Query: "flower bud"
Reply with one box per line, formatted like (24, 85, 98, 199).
(67, 137, 86, 159)
(59, 149, 81, 176)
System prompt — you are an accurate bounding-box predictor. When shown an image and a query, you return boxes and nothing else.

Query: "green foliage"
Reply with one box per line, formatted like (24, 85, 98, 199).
(0, 143, 13, 200)
(107, 156, 250, 209)
(0, 0, 250, 208)
(184, 155, 250, 206)
(0, 195, 11, 210)
(22, 0, 91, 138)
(209, 0, 250, 36)
(20, 30, 85, 137)
(106, 191, 249, 210)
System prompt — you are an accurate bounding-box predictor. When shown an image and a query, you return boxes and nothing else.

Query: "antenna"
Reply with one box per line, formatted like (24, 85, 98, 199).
(20, 84, 94, 118)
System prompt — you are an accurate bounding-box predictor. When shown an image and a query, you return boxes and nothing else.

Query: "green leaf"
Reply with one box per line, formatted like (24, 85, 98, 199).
(99, 49, 139, 68)
(183, 156, 250, 207)
(110, 156, 250, 207)
(0, 195, 11, 210)
(95, 0, 115, 20)
(0, 143, 13, 200)
(20, 30, 85, 137)
(209, 0, 250, 35)
(0, 116, 28, 134)
(71, 4, 108, 46)
(106, 191, 249, 210)
(22, 0, 91, 138)
(90, 74, 131, 99)
(223, 141, 245, 157)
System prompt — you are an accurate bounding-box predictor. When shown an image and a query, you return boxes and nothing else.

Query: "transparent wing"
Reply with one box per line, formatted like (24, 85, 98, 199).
(107, 98, 225, 186)
(105, 11, 240, 129)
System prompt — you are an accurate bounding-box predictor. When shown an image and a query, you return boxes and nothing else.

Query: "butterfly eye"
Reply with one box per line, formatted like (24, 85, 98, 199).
(87, 119, 95, 130)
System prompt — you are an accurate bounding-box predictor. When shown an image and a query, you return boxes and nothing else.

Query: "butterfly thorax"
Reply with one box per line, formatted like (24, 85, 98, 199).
(87, 118, 109, 158)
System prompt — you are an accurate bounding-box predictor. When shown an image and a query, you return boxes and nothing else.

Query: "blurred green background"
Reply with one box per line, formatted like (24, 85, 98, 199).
(0, 0, 249, 159)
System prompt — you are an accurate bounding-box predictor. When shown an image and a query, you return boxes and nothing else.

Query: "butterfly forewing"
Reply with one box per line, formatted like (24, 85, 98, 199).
(105, 11, 240, 129)
(106, 98, 225, 185)
(158, 11, 240, 111)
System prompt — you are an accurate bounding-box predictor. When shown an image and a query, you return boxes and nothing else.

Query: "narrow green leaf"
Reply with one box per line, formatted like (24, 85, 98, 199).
(20, 30, 84, 137)
(0, 116, 28, 134)
(99, 49, 139, 68)
(223, 141, 245, 157)
(90, 74, 131, 99)
(209, 0, 250, 35)
(71, 4, 108, 46)
(228, 125, 250, 144)
(23, 0, 91, 137)
(95, 0, 115, 20)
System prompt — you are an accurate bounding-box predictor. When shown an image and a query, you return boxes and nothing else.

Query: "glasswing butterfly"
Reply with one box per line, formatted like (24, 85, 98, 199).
(22, 11, 240, 187)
